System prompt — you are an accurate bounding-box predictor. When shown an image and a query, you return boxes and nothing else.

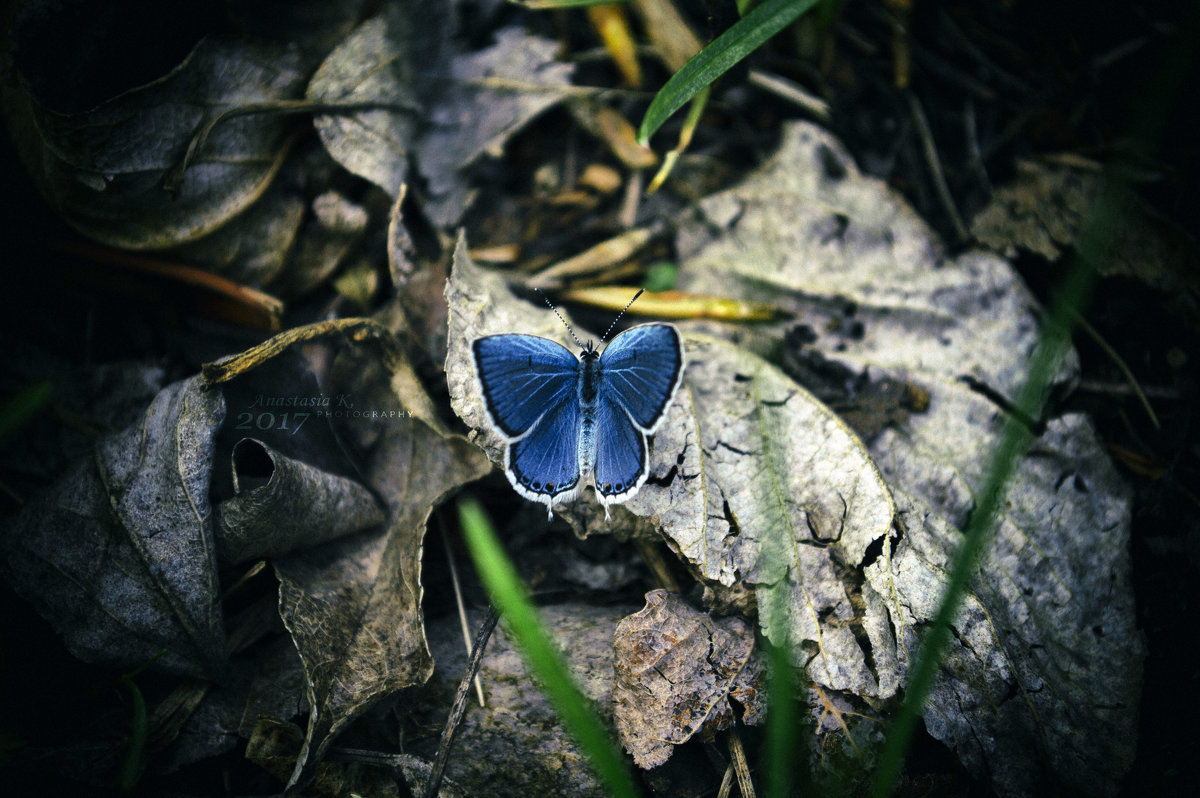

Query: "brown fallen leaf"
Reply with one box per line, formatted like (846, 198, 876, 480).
(278, 369, 490, 792)
(612, 590, 765, 769)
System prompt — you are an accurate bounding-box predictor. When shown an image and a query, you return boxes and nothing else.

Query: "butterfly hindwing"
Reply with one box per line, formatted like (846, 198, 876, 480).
(472, 334, 579, 439)
(506, 394, 583, 509)
(593, 395, 648, 503)
(598, 324, 684, 432)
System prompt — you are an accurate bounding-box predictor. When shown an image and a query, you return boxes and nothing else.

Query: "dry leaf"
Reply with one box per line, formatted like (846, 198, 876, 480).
(612, 590, 765, 769)
(675, 121, 1142, 797)
(416, 27, 575, 227)
(971, 157, 1200, 329)
(643, 333, 897, 700)
(308, 5, 420, 199)
(7, 37, 306, 250)
(278, 382, 490, 790)
(166, 170, 307, 289)
(0, 376, 228, 677)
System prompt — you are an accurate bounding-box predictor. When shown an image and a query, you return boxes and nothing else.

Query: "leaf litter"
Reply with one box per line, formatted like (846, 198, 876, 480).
(672, 121, 1142, 796)
(0, 4, 1151, 796)
(434, 113, 1139, 790)
(1, 319, 488, 791)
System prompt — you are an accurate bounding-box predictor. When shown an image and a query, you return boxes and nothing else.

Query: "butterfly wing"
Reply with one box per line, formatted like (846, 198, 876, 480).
(593, 324, 684, 511)
(593, 395, 648, 508)
(472, 334, 579, 440)
(598, 324, 684, 432)
(472, 334, 582, 517)
(506, 396, 582, 514)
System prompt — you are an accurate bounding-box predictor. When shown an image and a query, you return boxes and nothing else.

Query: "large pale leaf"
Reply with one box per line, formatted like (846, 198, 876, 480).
(0, 376, 227, 677)
(646, 334, 898, 698)
(675, 121, 1142, 796)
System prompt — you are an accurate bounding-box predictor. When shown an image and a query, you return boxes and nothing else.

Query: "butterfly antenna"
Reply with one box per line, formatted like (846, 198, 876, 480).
(534, 287, 585, 348)
(600, 288, 645, 342)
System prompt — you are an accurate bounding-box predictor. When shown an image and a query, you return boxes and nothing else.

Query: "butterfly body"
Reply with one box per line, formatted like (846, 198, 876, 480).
(472, 324, 684, 519)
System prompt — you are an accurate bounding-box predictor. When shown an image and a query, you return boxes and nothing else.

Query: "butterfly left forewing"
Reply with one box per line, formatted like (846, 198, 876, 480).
(472, 334, 579, 440)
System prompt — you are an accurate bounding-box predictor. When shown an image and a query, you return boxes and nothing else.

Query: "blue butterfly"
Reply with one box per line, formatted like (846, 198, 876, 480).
(471, 298, 684, 520)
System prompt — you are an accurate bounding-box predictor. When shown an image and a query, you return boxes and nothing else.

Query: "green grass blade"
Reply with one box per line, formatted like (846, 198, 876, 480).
(763, 638, 801, 798)
(870, 7, 1198, 787)
(457, 498, 640, 798)
(0, 380, 53, 443)
(117, 677, 148, 792)
(116, 651, 164, 792)
(638, 0, 819, 145)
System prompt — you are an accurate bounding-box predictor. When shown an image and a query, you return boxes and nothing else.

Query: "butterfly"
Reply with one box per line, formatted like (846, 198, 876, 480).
(471, 291, 684, 520)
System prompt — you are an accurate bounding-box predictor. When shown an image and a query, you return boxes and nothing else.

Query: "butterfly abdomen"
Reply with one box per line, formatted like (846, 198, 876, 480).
(577, 355, 601, 477)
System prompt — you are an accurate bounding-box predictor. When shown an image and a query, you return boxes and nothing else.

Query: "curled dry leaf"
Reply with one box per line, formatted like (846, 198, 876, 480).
(612, 590, 765, 769)
(675, 121, 1142, 797)
(214, 437, 386, 565)
(0, 376, 227, 677)
(200, 319, 490, 791)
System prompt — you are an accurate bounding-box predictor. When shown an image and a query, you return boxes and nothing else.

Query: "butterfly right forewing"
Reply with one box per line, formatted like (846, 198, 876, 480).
(598, 324, 684, 432)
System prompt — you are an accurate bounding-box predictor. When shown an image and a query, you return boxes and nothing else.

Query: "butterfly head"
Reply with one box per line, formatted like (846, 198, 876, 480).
(535, 286, 646, 359)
